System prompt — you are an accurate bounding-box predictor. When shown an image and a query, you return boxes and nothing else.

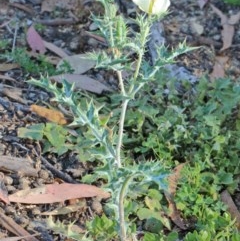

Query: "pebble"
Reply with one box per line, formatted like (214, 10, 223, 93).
(91, 198, 103, 214)
(38, 169, 49, 180)
(0, 143, 6, 155)
(87, 38, 99, 48)
(88, 22, 98, 31)
(7, 185, 16, 193)
(4, 176, 13, 185)
(5, 206, 16, 215)
(18, 178, 30, 189)
(53, 40, 65, 48)
(31, 207, 41, 215)
(212, 34, 221, 41)
(69, 37, 80, 51)
(66, 168, 84, 178)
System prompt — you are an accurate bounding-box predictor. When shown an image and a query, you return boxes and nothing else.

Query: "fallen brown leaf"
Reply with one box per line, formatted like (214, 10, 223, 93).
(228, 11, 240, 25)
(30, 104, 67, 125)
(26, 25, 46, 54)
(220, 189, 240, 229)
(50, 74, 113, 94)
(197, 0, 209, 9)
(43, 40, 69, 58)
(9, 183, 110, 204)
(165, 163, 187, 230)
(221, 25, 234, 51)
(168, 163, 186, 194)
(57, 54, 96, 74)
(210, 56, 229, 80)
(211, 4, 240, 51)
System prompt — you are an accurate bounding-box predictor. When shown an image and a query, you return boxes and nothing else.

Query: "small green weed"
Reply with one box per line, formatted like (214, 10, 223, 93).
(223, 0, 240, 6)
(0, 40, 10, 50)
(1, 48, 72, 76)
(18, 123, 72, 155)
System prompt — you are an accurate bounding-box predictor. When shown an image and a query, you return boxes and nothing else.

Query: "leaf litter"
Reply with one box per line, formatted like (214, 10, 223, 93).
(9, 183, 110, 204)
(210, 4, 240, 51)
(0, 0, 240, 239)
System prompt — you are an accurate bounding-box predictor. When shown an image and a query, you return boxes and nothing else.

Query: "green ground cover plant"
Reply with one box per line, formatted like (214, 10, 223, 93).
(0, 46, 72, 76)
(223, 0, 240, 6)
(18, 0, 240, 240)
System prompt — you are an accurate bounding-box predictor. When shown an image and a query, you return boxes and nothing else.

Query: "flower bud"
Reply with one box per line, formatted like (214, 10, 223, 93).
(132, 0, 170, 15)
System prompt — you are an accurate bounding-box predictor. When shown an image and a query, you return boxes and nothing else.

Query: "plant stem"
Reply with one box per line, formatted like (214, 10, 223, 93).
(117, 70, 125, 95)
(129, 18, 151, 93)
(119, 173, 141, 241)
(116, 27, 148, 167)
(119, 175, 133, 241)
(133, 52, 144, 82)
(116, 99, 129, 168)
(115, 70, 127, 167)
(116, 43, 146, 167)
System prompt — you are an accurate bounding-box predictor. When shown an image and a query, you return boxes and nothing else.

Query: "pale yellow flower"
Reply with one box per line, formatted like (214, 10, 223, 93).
(132, 0, 170, 15)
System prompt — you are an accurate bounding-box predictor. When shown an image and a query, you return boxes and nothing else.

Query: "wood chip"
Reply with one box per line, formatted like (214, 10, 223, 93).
(0, 156, 38, 177)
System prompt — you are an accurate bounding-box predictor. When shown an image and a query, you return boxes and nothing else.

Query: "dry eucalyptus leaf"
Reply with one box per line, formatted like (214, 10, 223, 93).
(43, 40, 69, 58)
(221, 25, 234, 51)
(197, 0, 209, 9)
(210, 4, 238, 51)
(228, 11, 240, 25)
(26, 25, 46, 54)
(57, 54, 96, 74)
(210, 4, 227, 24)
(9, 183, 110, 204)
(51, 74, 113, 94)
(210, 56, 229, 80)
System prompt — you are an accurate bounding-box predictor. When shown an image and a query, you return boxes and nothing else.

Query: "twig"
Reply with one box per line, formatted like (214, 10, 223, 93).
(40, 156, 79, 184)
(83, 30, 107, 45)
(9, 3, 34, 15)
(37, 18, 77, 26)
(12, 22, 18, 52)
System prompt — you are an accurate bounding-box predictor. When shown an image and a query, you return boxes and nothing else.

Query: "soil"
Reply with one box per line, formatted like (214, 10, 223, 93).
(0, 0, 239, 240)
